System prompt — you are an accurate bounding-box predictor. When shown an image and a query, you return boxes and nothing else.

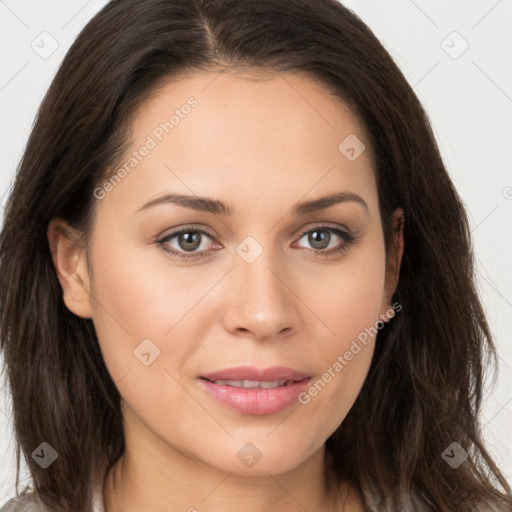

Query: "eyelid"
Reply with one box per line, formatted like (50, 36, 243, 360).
(295, 221, 352, 238)
(157, 223, 217, 240)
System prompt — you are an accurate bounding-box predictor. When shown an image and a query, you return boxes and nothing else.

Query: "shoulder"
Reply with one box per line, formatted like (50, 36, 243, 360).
(362, 486, 509, 512)
(0, 494, 46, 512)
(1, 482, 104, 512)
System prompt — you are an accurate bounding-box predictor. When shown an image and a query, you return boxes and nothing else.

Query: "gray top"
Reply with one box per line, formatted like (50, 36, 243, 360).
(0, 489, 104, 512)
(0, 487, 508, 511)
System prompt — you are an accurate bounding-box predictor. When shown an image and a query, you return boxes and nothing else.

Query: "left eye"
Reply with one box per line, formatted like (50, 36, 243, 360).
(295, 227, 351, 252)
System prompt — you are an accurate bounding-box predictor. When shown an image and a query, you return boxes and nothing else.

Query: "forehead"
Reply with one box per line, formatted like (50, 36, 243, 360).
(100, 69, 377, 217)
(133, 69, 371, 156)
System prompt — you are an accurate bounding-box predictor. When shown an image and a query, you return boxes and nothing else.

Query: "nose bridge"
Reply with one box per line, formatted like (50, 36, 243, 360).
(223, 235, 298, 339)
(236, 236, 285, 306)
(239, 245, 280, 297)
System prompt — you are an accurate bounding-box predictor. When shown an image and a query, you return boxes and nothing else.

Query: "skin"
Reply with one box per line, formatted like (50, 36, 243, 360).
(48, 69, 404, 512)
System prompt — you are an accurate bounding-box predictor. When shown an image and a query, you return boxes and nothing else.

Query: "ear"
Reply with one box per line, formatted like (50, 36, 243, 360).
(47, 218, 93, 319)
(380, 208, 404, 320)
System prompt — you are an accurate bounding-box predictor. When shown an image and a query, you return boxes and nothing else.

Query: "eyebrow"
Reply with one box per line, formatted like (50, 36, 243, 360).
(135, 191, 369, 216)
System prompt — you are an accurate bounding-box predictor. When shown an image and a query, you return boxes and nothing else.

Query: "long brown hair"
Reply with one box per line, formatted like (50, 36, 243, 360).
(1, 0, 511, 510)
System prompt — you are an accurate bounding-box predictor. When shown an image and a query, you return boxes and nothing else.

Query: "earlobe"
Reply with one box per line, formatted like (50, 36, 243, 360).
(47, 219, 93, 319)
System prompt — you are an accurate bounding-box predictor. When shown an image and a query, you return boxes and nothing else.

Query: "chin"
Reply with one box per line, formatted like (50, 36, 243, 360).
(200, 436, 323, 477)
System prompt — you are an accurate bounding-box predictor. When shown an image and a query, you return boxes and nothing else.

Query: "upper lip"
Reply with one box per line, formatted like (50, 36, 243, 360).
(200, 365, 310, 382)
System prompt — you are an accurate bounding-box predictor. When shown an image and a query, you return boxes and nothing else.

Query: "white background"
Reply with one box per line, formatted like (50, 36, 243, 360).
(1, 0, 511, 503)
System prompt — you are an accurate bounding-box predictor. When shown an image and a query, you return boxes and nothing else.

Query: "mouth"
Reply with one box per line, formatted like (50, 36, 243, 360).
(198, 366, 311, 415)
(200, 365, 310, 382)
(203, 379, 300, 389)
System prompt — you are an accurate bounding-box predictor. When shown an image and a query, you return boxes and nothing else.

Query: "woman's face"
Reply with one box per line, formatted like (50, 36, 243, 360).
(57, 70, 400, 477)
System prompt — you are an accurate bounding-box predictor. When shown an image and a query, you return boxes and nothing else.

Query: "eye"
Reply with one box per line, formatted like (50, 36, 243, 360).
(294, 224, 355, 257)
(157, 226, 218, 260)
(157, 223, 356, 261)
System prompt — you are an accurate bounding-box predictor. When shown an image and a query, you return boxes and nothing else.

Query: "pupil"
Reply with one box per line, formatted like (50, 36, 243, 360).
(309, 230, 329, 249)
(179, 231, 201, 251)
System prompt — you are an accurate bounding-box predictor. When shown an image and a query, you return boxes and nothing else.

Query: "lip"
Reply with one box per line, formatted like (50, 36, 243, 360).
(201, 365, 310, 382)
(198, 365, 311, 416)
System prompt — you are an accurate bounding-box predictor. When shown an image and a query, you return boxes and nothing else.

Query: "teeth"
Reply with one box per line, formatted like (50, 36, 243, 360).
(260, 380, 286, 389)
(213, 379, 289, 389)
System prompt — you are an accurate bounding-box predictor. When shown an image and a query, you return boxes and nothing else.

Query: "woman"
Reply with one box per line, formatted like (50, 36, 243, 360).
(1, 0, 510, 511)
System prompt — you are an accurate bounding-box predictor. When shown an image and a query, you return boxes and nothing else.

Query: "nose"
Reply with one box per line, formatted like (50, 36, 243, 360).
(221, 245, 300, 341)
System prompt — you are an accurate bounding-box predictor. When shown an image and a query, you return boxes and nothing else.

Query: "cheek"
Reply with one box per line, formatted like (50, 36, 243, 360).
(86, 228, 167, 378)
(314, 236, 387, 355)
(87, 227, 222, 384)
(297, 235, 386, 431)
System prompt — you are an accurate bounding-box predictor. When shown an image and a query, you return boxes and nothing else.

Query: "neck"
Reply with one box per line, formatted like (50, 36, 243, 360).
(102, 405, 364, 512)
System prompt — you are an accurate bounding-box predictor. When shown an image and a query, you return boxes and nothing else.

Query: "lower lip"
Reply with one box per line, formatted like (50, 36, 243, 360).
(198, 378, 311, 415)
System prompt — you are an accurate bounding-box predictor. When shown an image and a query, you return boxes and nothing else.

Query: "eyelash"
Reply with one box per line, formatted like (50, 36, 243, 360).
(157, 223, 356, 261)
